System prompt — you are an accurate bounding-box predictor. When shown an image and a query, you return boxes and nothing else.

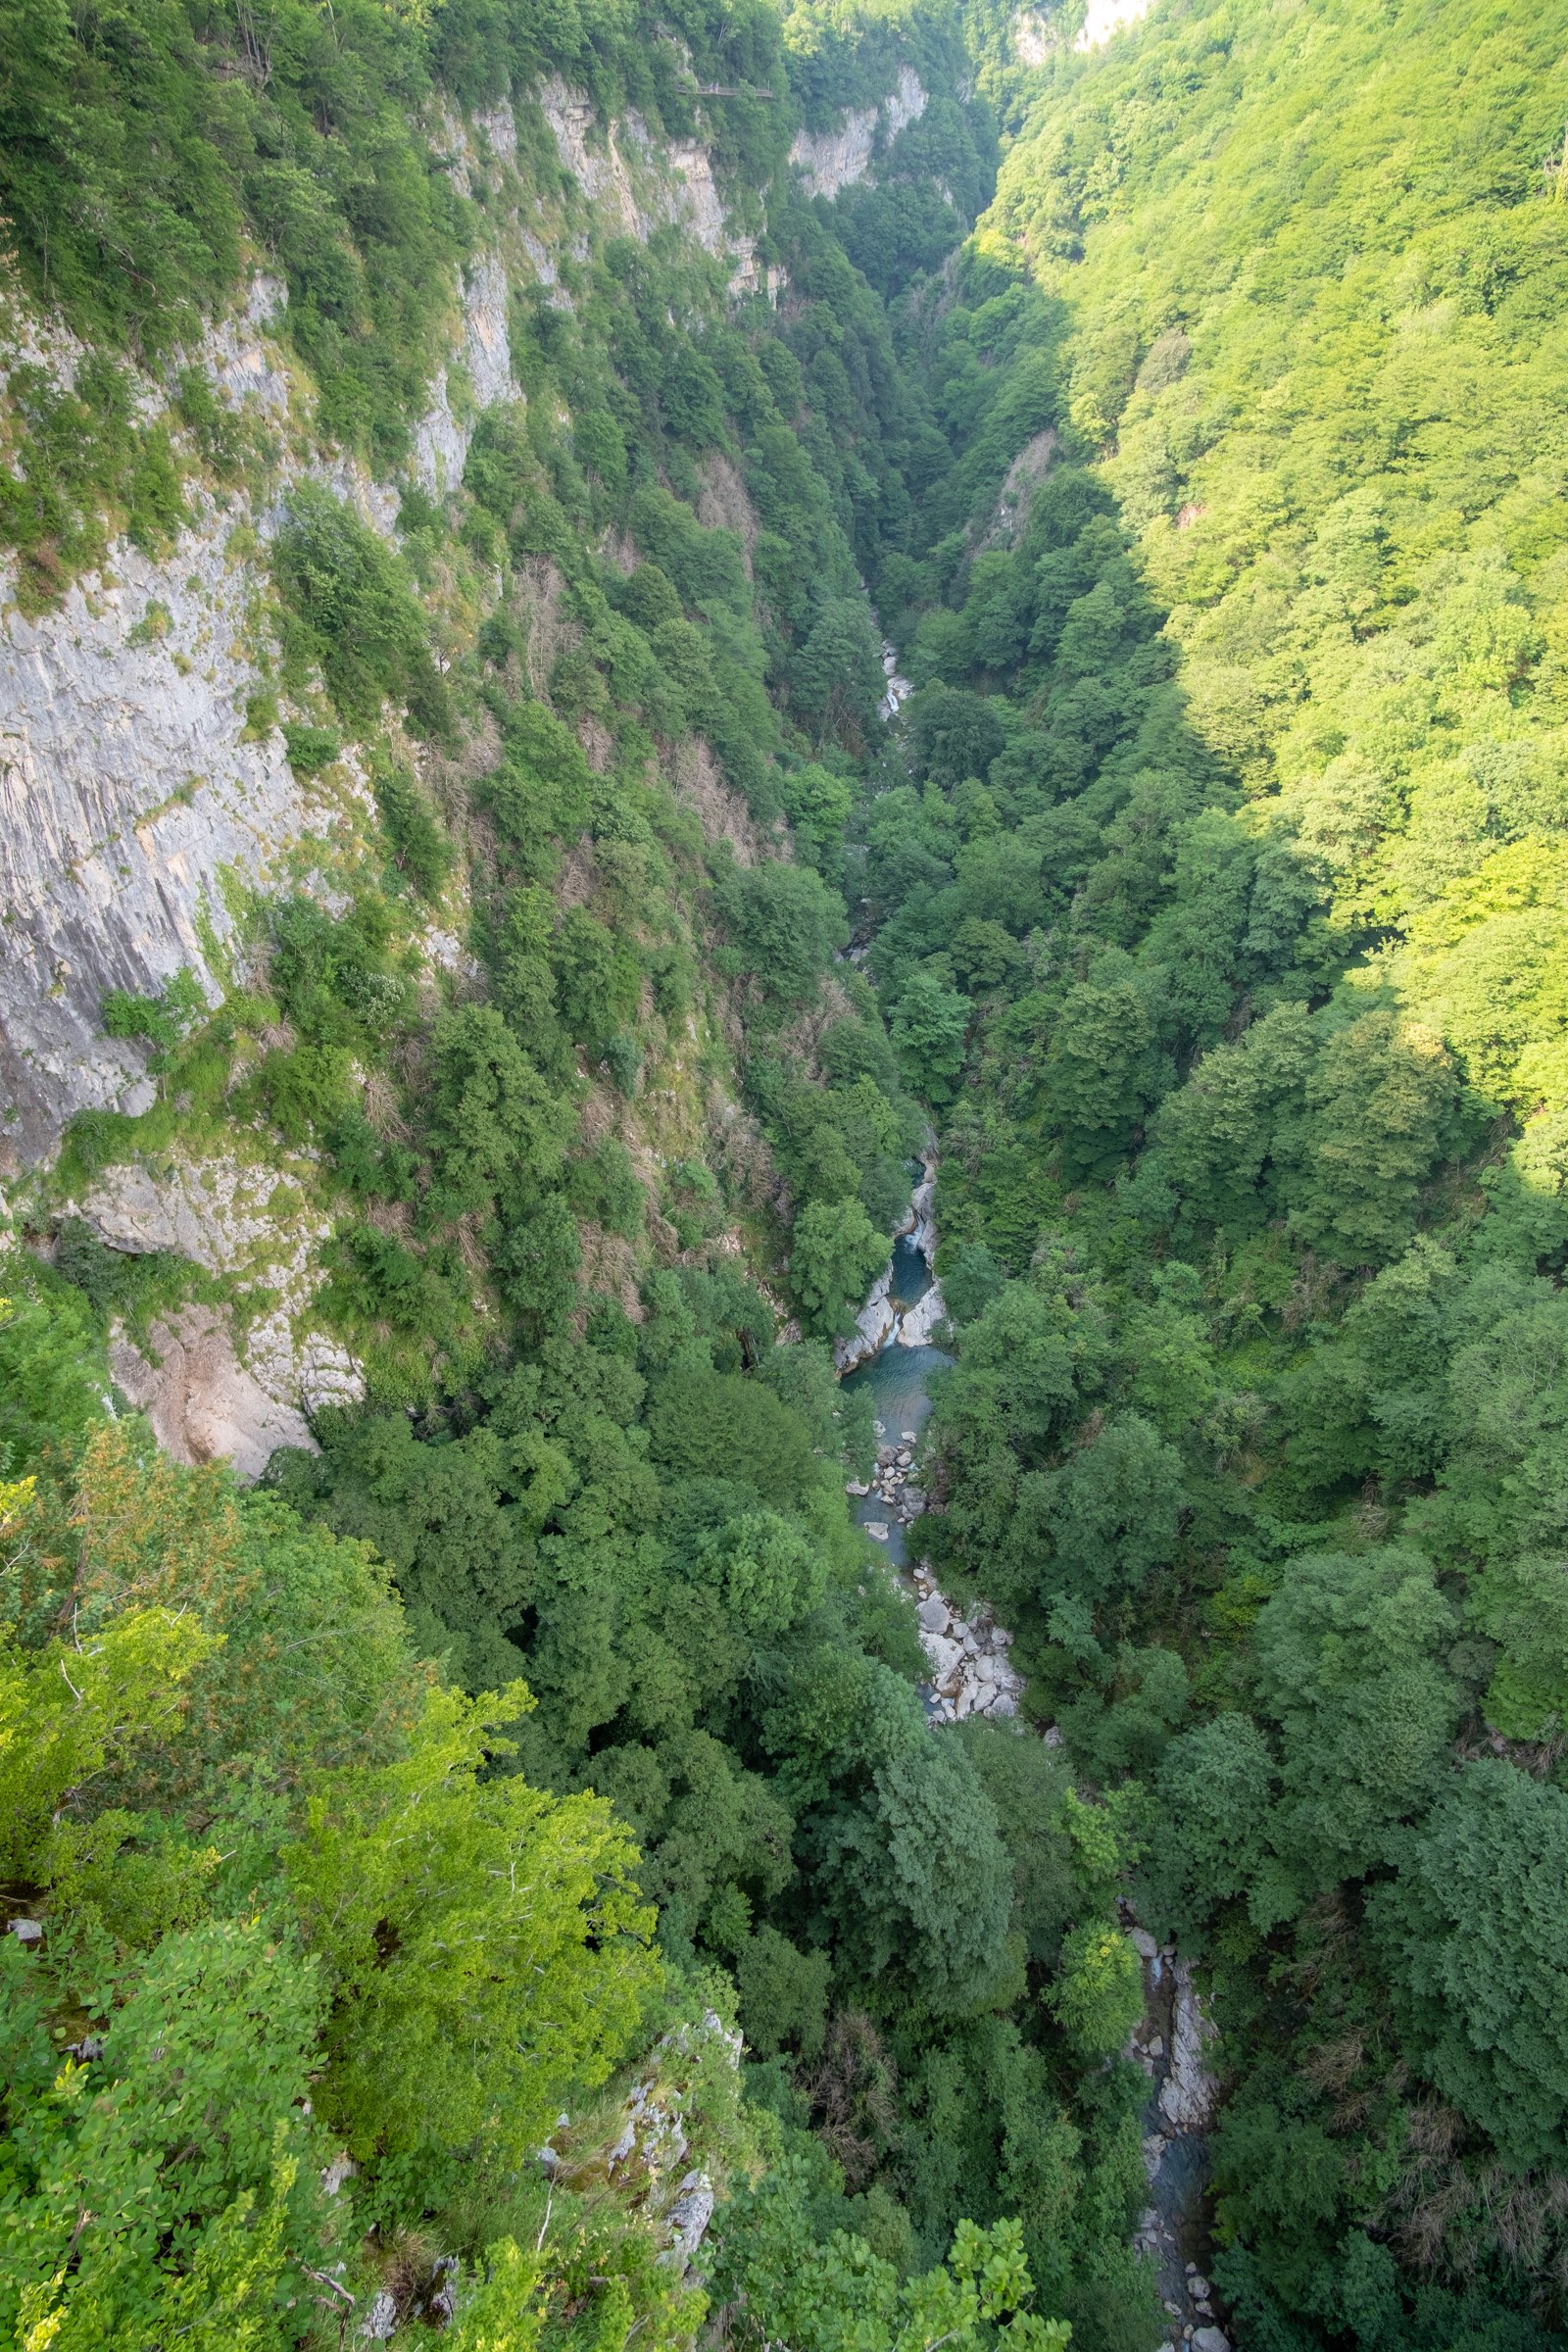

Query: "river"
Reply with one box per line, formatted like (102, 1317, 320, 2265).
(842, 1235, 949, 1571)
(836, 1171, 1227, 2349)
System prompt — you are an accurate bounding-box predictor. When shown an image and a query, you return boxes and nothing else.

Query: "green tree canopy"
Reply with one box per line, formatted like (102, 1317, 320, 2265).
(713, 859, 851, 1006)
(1371, 1763, 1568, 2170)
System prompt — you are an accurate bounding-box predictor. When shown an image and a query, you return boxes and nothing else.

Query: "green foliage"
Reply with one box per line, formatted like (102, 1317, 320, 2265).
(26, 1418, 428, 1808)
(285, 1683, 660, 2166)
(281, 720, 340, 779)
(713, 859, 850, 1006)
(891, 967, 969, 1102)
(712, 2168, 1071, 2352)
(956, 1722, 1077, 1966)
(854, 1734, 1014, 2005)
(819, 0, 1568, 2328)
(426, 1003, 576, 1219)
(567, 1135, 646, 1238)
(696, 1509, 827, 1634)
(792, 595, 887, 740)
(0, 357, 185, 612)
(374, 762, 452, 899)
(1030, 1410, 1187, 1609)
(1370, 1763, 1568, 2170)
(1046, 1923, 1142, 2059)
(1141, 1715, 1276, 1947)
(0, 1921, 329, 2348)
(0, 1584, 207, 1875)
(0, 1284, 110, 1476)
(273, 486, 450, 740)
(790, 1197, 891, 1339)
(1252, 1547, 1458, 1903)
(100, 966, 207, 1070)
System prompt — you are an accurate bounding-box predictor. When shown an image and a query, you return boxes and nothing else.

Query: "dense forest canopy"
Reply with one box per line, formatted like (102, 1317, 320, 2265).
(4, 0, 1568, 2345)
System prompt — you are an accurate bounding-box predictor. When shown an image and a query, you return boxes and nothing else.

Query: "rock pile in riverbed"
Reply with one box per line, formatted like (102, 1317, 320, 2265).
(909, 1564, 1023, 1722)
(1124, 1918, 1227, 2349)
(847, 1426, 1023, 1717)
(849, 1428, 927, 1534)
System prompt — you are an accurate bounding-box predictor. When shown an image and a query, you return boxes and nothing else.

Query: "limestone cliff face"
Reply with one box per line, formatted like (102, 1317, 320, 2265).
(0, 83, 773, 1469)
(0, 89, 758, 1178)
(787, 65, 928, 202)
(0, 513, 325, 1164)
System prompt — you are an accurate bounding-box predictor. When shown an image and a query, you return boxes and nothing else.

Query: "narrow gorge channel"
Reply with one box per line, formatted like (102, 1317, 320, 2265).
(837, 1170, 1227, 2352)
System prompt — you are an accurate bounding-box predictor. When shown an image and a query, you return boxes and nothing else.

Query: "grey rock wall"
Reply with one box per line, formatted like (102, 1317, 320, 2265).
(788, 66, 928, 202)
(0, 513, 332, 1166)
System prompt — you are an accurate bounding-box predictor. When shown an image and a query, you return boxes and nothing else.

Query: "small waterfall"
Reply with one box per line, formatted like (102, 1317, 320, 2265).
(879, 639, 912, 721)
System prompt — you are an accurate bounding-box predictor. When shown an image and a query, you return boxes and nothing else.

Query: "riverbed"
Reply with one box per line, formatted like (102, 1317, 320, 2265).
(837, 1179, 1226, 2348)
(841, 1237, 951, 1569)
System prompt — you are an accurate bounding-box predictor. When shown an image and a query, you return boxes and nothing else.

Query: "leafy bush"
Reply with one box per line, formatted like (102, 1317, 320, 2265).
(273, 486, 450, 740)
(281, 720, 340, 778)
(374, 762, 452, 899)
(712, 861, 849, 1007)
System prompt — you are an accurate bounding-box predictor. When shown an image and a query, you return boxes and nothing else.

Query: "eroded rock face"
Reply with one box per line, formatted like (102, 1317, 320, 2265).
(409, 249, 518, 497)
(835, 1261, 900, 1372)
(789, 66, 928, 201)
(896, 1278, 947, 1349)
(599, 2008, 741, 2271)
(0, 89, 764, 1485)
(538, 77, 735, 259)
(108, 1304, 316, 1482)
(664, 2171, 716, 2266)
(0, 510, 332, 1168)
(76, 1153, 362, 1447)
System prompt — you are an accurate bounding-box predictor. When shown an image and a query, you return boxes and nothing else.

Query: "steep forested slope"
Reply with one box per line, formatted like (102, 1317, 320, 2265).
(853, 1, 1568, 2345)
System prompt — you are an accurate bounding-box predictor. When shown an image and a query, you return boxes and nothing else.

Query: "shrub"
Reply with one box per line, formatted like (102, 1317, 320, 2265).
(273, 486, 446, 739)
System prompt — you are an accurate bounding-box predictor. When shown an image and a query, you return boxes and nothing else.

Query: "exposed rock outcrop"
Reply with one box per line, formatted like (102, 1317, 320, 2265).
(980, 427, 1057, 548)
(539, 77, 741, 264)
(836, 1261, 900, 1372)
(408, 249, 518, 497)
(896, 1277, 947, 1350)
(789, 67, 928, 201)
(108, 1304, 316, 1481)
(74, 1152, 361, 1459)
(1075, 0, 1157, 48)
(592, 2008, 742, 2270)
(0, 504, 338, 1168)
(1159, 1959, 1220, 2132)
